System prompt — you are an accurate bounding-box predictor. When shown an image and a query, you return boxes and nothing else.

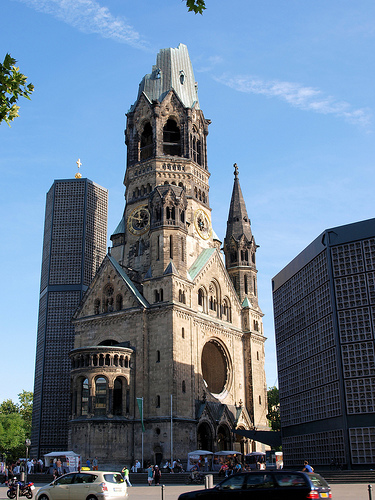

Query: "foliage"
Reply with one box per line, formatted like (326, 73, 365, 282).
(185, 0, 206, 14)
(0, 391, 33, 462)
(0, 414, 26, 453)
(0, 53, 34, 126)
(266, 386, 281, 431)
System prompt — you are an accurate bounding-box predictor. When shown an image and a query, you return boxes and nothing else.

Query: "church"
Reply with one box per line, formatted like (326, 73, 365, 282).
(68, 43, 268, 467)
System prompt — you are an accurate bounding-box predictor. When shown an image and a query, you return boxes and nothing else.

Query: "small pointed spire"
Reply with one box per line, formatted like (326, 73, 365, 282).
(225, 163, 252, 242)
(75, 158, 82, 179)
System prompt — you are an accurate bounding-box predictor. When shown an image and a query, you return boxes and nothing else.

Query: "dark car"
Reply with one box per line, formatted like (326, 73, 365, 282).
(178, 470, 331, 500)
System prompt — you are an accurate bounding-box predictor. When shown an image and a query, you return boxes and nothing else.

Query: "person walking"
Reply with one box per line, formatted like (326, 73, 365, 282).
(302, 460, 314, 472)
(153, 465, 161, 485)
(92, 457, 98, 471)
(122, 466, 132, 487)
(147, 465, 153, 485)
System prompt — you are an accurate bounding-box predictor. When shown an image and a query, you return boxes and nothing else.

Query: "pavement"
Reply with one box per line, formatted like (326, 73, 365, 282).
(1, 482, 374, 500)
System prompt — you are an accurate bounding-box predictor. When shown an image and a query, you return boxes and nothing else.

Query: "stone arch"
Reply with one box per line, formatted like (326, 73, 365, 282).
(140, 121, 153, 160)
(198, 286, 208, 313)
(217, 423, 232, 451)
(163, 118, 181, 156)
(94, 376, 108, 415)
(197, 421, 214, 451)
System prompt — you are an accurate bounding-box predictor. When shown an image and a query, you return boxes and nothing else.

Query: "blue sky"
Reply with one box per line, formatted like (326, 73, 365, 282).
(1, 0, 374, 404)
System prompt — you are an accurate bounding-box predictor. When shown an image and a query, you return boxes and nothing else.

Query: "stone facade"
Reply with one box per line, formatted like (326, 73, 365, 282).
(69, 44, 268, 468)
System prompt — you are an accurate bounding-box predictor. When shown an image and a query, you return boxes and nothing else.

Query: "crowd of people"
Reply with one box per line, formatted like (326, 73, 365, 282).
(1, 458, 46, 485)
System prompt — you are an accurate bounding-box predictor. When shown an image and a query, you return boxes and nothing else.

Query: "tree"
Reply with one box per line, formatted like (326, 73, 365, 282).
(185, 0, 206, 14)
(0, 413, 26, 453)
(0, 391, 33, 462)
(266, 386, 281, 431)
(0, 53, 34, 126)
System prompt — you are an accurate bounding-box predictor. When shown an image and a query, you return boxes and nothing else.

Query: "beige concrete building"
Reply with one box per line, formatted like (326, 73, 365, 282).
(69, 44, 268, 468)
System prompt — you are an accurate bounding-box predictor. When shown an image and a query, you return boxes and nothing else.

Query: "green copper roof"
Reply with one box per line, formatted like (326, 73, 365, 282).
(189, 248, 216, 281)
(134, 43, 200, 110)
(242, 296, 251, 308)
(111, 216, 125, 236)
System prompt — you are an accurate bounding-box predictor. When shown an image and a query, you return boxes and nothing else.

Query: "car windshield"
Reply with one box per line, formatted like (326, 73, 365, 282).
(309, 474, 330, 488)
(103, 474, 124, 483)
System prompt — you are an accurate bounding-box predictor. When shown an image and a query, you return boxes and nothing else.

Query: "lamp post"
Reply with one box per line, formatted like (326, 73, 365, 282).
(25, 439, 31, 484)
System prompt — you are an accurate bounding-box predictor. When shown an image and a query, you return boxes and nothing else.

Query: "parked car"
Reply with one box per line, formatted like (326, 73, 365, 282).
(35, 471, 127, 500)
(178, 470, 331, 499)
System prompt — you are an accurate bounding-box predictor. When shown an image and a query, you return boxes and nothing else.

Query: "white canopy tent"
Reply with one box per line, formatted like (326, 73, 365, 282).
(212, 451, 242, 470)
(44, 451, 80, 473)
(186, 450, 213, 471)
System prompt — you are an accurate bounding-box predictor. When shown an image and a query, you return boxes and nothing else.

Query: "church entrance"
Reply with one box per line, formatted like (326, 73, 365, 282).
(197, 422, 213, 451)
(217, 424, 231, 451)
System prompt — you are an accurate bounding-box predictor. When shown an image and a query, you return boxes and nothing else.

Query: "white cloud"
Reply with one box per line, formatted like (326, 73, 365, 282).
(215, 73, 371, 129)
(16, 0, 150, 50)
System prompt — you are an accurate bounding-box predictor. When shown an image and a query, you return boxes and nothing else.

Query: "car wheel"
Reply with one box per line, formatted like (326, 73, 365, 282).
(38, 495, 49, 500)
(86, 496, 98, 500)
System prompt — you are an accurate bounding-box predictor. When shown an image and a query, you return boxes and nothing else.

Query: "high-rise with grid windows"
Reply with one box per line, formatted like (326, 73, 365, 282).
(31, 177, 108, 458)
(272, 218, 375, 469)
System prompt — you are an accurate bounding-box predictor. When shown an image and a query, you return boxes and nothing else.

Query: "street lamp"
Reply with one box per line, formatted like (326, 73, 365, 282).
(25, 439, 31, 484)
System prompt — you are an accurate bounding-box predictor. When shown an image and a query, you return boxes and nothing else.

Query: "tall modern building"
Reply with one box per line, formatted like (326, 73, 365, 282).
(68, 44, 268, 467)
(272, 218, 375, 469)
(31, 176, 108, 458)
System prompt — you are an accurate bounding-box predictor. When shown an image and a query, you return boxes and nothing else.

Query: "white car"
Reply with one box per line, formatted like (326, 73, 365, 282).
(35, 471, 128, 500)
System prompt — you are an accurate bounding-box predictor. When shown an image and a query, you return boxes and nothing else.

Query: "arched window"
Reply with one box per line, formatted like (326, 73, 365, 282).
(94, 299, 100, 315)
(81, 378, 89, 416)
(140, 122, 153, 160)
(170, 235, 173, 259)
(95, 377, 107, 415)
(113, 378, 122, 416)
(156, 395, 161, 408)
(116, 294, 123, 311)
(244, 275, 248, 295)
(182, 327, 185, 339)
(156, 350, 160, 363)
(182, 380, 186, 393)
(163, 119, 181, 156)
(198, 288, 204, 306)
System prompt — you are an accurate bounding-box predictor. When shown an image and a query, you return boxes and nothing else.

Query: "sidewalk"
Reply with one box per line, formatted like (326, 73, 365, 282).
(1, 482, 374, 500)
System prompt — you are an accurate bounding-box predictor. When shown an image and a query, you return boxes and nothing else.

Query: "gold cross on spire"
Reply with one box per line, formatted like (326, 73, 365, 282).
(75, 158, 82, 179)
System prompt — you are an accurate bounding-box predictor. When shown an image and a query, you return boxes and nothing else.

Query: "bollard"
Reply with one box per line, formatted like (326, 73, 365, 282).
(161, 484, 165, 500)
(16, 482, 19, 500)
(369, 484, 373, 500)
(205, 474, 214, 489)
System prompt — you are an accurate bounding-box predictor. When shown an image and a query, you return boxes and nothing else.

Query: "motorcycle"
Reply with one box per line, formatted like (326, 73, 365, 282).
(7, 478, 35, 499)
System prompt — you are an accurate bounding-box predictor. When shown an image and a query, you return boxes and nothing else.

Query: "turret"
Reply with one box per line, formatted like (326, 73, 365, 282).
(223, 164, 259, 307)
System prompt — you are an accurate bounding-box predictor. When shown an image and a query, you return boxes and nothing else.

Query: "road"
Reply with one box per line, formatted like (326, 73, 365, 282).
(0, 482, 373, 500)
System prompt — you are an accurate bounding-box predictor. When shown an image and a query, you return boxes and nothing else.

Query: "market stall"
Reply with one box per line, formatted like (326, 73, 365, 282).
(212, 450, 242, 471)
(186, 450, 213, 471)
(44, 451, 80, 474)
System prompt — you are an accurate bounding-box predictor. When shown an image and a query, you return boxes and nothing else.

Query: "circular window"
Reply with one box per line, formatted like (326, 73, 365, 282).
(201, 340, 229, 395)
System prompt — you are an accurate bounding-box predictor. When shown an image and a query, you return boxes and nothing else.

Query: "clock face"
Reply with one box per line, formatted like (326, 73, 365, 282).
(127, 206, 150, 235)
(194, 208, 212, 240)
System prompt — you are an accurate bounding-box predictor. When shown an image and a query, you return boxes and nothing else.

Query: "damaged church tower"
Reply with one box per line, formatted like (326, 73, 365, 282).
(69, 44, 268, 466)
